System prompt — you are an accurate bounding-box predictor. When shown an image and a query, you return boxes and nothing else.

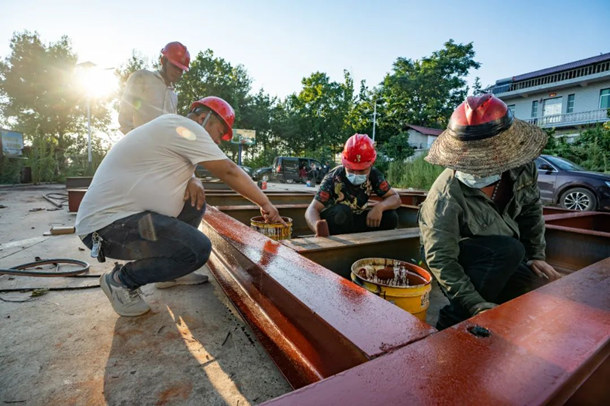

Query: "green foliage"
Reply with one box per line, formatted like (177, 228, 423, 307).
(0, 31, 112, 180)
(0, 157, 23, 183)
(378, 40, 480, 143)
(544, 125, 610, 173)
(377, 132, 415, 162)
(176, 49, 252, 117)
(386, 154, 445, 190)
(282, 71, 355, 155)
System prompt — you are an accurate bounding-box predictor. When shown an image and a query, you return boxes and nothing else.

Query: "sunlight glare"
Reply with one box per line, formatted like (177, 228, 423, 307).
(76, 65, 117, 98)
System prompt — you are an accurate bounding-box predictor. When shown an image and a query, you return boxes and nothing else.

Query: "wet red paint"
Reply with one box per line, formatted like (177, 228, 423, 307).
(262, 258, 610, 405)
(202, 206, 435, 388)
(199, 195, 609, 402)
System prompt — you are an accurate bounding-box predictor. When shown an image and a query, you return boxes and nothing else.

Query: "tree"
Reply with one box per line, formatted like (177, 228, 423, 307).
(378, 40, 480, 141)
(0, 31, 111, 181)
(283, 71, 355, 157)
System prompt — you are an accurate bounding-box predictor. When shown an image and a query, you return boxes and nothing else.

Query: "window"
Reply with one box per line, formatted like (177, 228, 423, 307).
(531, 100, 538, 118)
(543, 97, 563, 124)
(507, 104, 516, 115)
(601, 88, 610, 109)
(567, 94, 575, 113)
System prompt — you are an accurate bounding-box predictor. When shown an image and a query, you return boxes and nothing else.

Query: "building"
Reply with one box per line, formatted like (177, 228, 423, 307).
(488, 52, 610, 141)
(405, 124, 442, 159)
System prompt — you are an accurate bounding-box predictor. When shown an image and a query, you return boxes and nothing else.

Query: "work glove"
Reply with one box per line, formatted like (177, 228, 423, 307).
(469, 301, 498, 316)
(315, 220, 329, 237)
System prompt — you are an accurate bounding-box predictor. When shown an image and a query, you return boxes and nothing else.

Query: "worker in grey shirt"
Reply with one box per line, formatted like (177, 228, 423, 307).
(118, 41, 190, 134)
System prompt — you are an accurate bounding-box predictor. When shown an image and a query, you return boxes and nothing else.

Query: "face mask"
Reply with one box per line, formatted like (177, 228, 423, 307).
(454, 171, 501, 189)
(346, 173, 367, 185)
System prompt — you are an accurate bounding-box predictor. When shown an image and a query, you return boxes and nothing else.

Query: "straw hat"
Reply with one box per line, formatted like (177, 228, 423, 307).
(426, 94, 548, 176)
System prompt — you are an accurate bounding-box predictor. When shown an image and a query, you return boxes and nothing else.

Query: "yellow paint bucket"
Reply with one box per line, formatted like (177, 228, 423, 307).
(250, 216, 293, 241)
(351, 258, 431, 322)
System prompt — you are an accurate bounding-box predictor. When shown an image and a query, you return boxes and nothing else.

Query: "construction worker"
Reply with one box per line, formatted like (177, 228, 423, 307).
(118, 41, 190, 134)
(76, 96, 285, 317)
(419, 94, 562, 330)
(305, 133, 401, 236)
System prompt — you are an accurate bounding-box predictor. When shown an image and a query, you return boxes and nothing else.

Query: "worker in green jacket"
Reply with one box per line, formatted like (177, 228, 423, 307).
(419, 94, 562, 330)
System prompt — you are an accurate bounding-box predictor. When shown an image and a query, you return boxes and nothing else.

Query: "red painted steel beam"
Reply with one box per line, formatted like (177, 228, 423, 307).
(201, 206, 436, 388)
(262, 258, 610, 405)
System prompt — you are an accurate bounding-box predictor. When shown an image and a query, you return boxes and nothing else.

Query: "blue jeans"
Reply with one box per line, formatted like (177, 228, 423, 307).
(320, 204, 399, 235)
(81, 202, 211, 289)
(430, 235, 544, 329)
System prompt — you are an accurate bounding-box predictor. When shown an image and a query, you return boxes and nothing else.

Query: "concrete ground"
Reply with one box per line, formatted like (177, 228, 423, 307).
(0, 182, 445, 405)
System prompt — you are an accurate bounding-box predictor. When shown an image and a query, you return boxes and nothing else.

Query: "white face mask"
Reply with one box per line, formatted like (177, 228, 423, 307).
(455, 171, 501, 189)
(346, 173, 367, 185)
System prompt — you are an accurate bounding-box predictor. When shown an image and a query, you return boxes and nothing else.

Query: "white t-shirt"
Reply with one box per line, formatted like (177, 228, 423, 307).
(75, 114, 227, 235)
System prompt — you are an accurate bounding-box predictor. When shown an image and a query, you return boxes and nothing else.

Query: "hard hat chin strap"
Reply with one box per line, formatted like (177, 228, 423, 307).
(201, 112, 212, 128)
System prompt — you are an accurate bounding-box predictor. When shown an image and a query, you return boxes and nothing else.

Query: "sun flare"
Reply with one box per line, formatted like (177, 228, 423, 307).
(76, 64, 117, 98)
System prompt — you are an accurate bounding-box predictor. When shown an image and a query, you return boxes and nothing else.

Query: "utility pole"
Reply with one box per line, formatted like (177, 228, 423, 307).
(372, 99, 378, 143)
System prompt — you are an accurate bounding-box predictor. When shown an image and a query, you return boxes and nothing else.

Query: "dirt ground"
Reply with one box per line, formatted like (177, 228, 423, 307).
(0, 182, 445, 405)
(0, 184, 293, 405)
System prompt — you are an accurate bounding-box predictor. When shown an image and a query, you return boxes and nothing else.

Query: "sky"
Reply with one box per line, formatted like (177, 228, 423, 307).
(1, 0, 609, 100)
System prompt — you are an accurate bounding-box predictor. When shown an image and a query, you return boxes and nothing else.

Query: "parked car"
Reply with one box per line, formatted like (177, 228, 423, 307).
(535, 154, 610, 211)
(195, 164, 253, 179)
(271, 156, 324, 183)
(238, 165, 253, 178)
(252, 166, 272, 181)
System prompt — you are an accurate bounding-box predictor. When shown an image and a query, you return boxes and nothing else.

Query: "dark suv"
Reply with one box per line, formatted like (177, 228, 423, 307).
(271, 156, 324, 183)
(535, 154, 610, 211)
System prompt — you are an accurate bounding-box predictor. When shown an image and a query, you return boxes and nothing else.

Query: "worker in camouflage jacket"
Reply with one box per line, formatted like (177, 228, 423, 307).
(419, 94, 562, 330)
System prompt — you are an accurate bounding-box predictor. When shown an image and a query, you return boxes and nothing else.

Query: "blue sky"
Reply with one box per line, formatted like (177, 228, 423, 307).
(1, 0, 609, 99)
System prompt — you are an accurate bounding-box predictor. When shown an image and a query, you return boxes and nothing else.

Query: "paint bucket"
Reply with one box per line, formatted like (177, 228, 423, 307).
(250, 216, 293, 240)
(351, 258, 431, 321)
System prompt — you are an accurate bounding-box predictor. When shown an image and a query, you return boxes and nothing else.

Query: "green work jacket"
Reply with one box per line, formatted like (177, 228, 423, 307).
(418, 162, 546, 312)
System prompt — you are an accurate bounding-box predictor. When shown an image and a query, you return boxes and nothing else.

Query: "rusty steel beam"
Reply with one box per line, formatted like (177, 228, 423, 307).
(206, 192, 315, 207)
(262, 257, 610, 405)
(544, 212, 610, 272)
(201, 206, 436, 388)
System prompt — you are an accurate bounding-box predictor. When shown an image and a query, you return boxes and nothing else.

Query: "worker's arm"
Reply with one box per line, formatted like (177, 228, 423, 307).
(305, 200, 329, 236)
(366, 189, 401, 227)
(118, 72, 139, 134)
(200, 159, 284, 224)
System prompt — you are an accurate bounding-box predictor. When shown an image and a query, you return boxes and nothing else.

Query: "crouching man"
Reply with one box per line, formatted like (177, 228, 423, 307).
(76, 96, 284, 316)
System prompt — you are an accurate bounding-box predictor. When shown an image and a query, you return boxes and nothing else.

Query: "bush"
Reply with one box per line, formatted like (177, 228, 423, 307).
(0, 157, 23, 184)
(386, 155, 444, 190)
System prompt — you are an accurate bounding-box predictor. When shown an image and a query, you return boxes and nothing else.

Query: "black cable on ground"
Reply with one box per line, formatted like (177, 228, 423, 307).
(0, 258, 90, 277)
(43, 192, 68, 208)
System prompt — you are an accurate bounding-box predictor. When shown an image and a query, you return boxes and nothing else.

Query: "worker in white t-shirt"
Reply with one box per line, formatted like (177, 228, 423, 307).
(118, 41, 190, 134)
(76, 96, 285, 317)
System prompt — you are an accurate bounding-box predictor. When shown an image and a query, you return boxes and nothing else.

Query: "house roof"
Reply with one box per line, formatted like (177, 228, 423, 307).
(406, 124, 442, 136)
(511, 52, 610, 82)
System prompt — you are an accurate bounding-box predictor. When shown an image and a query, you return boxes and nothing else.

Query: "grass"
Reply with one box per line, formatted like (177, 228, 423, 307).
(386, 155, 445, 190)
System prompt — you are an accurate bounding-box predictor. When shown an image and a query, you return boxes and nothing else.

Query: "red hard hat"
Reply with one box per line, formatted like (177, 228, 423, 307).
(450, 94, 509, 127)
(341, 133, 376, 170)
(190, 96, 235, 141)
(161, 42, 190, 71)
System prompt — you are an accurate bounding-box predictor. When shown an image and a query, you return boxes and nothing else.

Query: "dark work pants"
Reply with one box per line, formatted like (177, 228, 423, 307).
(434, 235, 544, 330)
(320, 204, 399, 235)
(82, 202, 211, 290)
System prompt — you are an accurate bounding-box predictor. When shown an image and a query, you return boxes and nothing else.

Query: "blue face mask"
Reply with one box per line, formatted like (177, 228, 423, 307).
(346, 173, 367, 185)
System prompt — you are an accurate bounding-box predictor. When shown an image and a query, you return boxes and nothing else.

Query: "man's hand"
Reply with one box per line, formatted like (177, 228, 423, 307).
(315, 220, 329, 237)
(260, 202, 286, 225)
(184, 177, 206, 210)
(366, 205, 384, 228)
(528, 260, 562, 281)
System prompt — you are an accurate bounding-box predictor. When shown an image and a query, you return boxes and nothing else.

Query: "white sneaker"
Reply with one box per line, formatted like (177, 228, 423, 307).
(100, 271, 150, 317)
(155, 273, 209, 289)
